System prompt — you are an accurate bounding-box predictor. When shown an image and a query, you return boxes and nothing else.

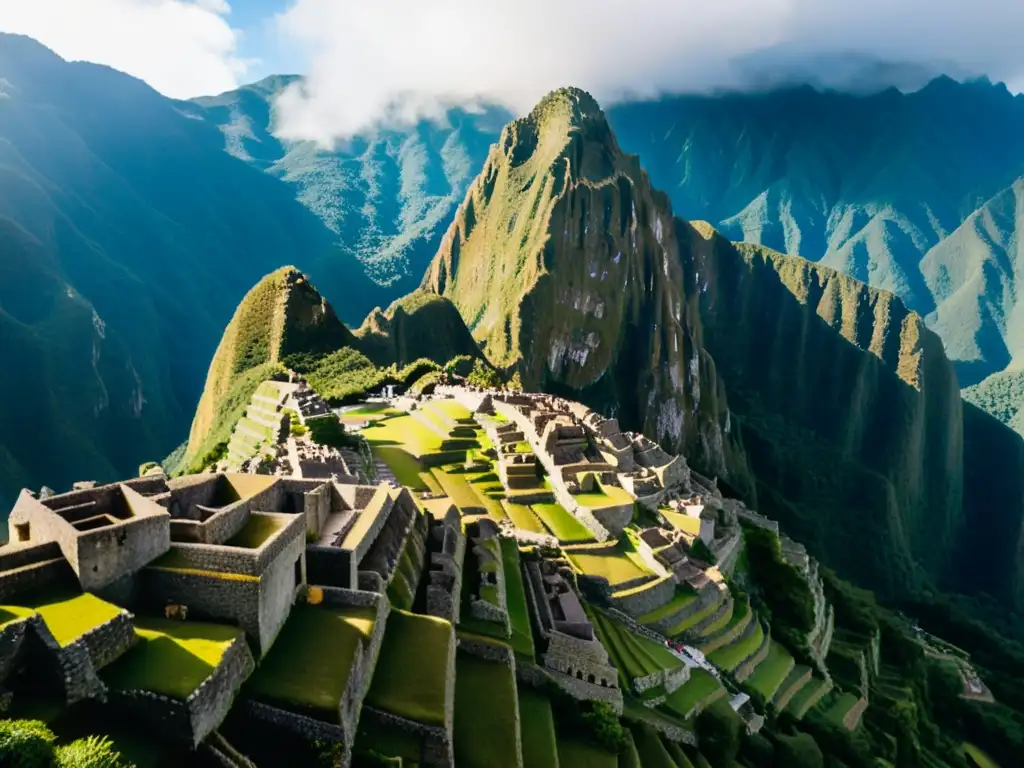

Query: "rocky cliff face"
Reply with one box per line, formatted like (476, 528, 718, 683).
(689, 226, 965, 595)
(422, 88, 748, 487)
(424, 88, 1024, 608)
(184, 267, 351, 467)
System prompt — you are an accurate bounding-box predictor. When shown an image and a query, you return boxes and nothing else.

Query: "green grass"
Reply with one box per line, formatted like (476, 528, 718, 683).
(427, 399, 473, 421)
(666, 593, 728, 637)
(366, 609, 452, 726)
(361, 414, 444, 457)
(556, 735, 618, 768)
(102, 618, 240, 700)
(518, 685, 559, 768)
(354, 715, 423, 764)
(245, 603, 376, 718)
(707, 620, 764, 672)
(662, 509, 703, 536)
(342, 487, 392, 550)
(786, 676, 829, 718)
(663, 669, 723, 718)
(963, 742, 1002, 768)
(532, 503, 595, 543)
(745, 640, 794, 700)
(629, 723, 676, 768)
(23, 592, 123, 647)
(619, 729, 642, 768)
(637, 588, 698, 624)
(503, 502, 548, 534)
(501, 538, 535, 660)
(341, 403, 401, 421)
(590, 610, 682, 681)
(373, 446, 427, 490)
(573, 481, 635, 509)
(432, 467, 488, 511)
(569, 541, 653, 586)
(225, 513, 286, 548)
(0, 605, 36, 629)
(823, 692, 862, 728)
(454, 651, 520, 767)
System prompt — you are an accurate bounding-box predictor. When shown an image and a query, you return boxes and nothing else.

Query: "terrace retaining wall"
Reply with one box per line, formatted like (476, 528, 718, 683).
(611, 576, 676, 617)
(361, 706, 453, 768)
(78, 609, 136, 671)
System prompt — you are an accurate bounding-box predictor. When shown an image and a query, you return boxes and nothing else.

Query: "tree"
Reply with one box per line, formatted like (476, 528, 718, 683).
(696, 701, 742, 767)
(467, 359, 501, 389)
(508, 371, 523, 392)
(0, 719, 56, 768)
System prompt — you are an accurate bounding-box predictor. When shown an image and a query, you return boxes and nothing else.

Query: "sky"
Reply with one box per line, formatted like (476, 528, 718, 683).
(1, 0, 1023, 146)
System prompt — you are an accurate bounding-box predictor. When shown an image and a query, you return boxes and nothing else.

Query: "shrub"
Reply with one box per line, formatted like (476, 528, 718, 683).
(137, 461, 159, 477)
(774, 733, 824, 768)
(467, 359, 502, 389)
(444, 355, 475, 378)
(507, 371, 523, 392)
(187, 441, 227, 475)
(0, 719, 56, 768)
(55, 735, 134, 768)
(291, 422, 309, 437)
(308, 416, 358, 450)
(696, 700, 742, 767)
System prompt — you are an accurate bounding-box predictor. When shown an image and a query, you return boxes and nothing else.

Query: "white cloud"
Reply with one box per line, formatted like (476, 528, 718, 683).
(274, 0, 1024, 145)
(0, 0, 250, 99)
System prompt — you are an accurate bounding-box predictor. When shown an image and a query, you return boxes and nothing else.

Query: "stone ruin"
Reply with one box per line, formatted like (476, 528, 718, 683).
(522, 555, 623, 712)
(425, 504, 465, 624)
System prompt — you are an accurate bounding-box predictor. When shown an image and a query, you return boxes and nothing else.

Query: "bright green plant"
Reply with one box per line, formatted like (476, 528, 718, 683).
(55, 735, 134, 768)
(0, 719, 56, 768)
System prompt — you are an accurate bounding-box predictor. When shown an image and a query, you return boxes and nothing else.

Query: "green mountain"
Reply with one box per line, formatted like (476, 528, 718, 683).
(423, 87, 1024, 614)
(605, 80, 1024, 399)
(354, 291, 484, 367)
(0, 34, 383, 506)
(183, 266, 353, 469)
(963, 367, 1024, 435)
(186, 77, 511, 292)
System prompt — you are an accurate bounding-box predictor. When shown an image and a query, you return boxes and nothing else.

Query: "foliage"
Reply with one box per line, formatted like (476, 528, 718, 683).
(0, 719, 56, 768)
(508, 371, 523, 392)
(307, 416, 359, 450)
(774, 732, 824, 768)
(55, 736, 134, 768)
(547, 683, 627, 754)
(696, 699, 742, 767)
(688, 538, 716, 565)
(444, 355, 476, 378)
(136, 462, 159, 477)
(286, 350, 441, 404)
(744, 527, 813, 631)
(467, 359, 502, 389)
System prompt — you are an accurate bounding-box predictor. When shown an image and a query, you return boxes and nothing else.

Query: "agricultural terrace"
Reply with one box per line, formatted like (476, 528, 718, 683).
(457, 539, 534, 659)
(339, 403, 401, 425)
(424, 399, 473, 422)
(20, 591, 123, 647)
(517, 685, 559, 768)
(663, 668, 723, 719)
(637, 587, 699, 625)
(103, 618, 241, 700)
(556, 732, 618, 768)
(786, 676, 831, 719)
(0, 605, 37, 630)
(245, 603, 376, 719)
(366, 609, 453, 726)
(531, 503, 595, 543)
(360, 414, 444, 458)
(430, 466, 505, 519)
(630, 722, 679, 768)
(501, 502, 548, 534)
(745, 641, 795, 700)
(823, 691, 863, 729)
(372, 445, 427, 490)
(665, 592, 730, 638)
(568, 538, 654, 587)
(707, 620, 765, 672)
(590, 610, 683, 686)
(225, 513, 287, 549)
(353, 716, 424, 764)
(661, 508, 702, 536)
(572, 477, 635, 510)
(453, 650, 520, 767)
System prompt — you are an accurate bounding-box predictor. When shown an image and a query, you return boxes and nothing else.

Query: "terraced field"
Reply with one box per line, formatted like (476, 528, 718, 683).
(568, 539, 653, 585)
(707, 619, 764, 673)
(786, 675, 832, 719)
(533, 503, 596, 543)
(662, 668, 723, 719)
(518, 685, 559, 768)
(745, 640, 795, 700)
(637, 588, 699, 626)
(589, 609, 683, 685)
(454, 650, 521, 767)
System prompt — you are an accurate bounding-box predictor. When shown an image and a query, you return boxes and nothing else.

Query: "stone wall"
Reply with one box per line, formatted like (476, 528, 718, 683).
(306, 546, 355, 589)
(256, 529, 304, 655)
(361, 706, 453, 768)
(0, 548, 76, 603)
(610, 575, 676, 617)
(457, 636, 514, 665)
(77, 609, 136, 671)
(734, 629, 772, 682)
(26, 616, 106, 705)
(0, 617, 30, 687)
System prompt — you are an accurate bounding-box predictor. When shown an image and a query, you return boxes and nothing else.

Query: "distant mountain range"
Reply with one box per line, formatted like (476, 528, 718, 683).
(1, 31, 1023, 507)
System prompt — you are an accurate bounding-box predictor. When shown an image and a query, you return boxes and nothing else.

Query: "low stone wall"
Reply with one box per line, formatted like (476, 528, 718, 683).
(306, 546, 355, 589)
(734, 630, 772, 682)
(548, 670, 624, 713)
(610, 575, 676, 617)
(28, 616, 105, 705)
(362, 706, 454, 768)
(649, 587, 719, 636)
(188, 635, 255, 745)
(78, 609, 136, 671)
(0, 553, 76, 603)
(773, 666, 812, 711)
(0, 617, 30, 685)
(457, 636, 514, 666)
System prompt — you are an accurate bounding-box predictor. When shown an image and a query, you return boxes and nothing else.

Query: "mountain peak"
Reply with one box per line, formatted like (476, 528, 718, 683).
(529, 86, 605, 128)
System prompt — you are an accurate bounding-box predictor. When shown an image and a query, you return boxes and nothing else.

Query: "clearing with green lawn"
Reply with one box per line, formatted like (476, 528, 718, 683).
(245, 603, 376, 718)
(572, 480, 635, 510)
(361, 414, 444, 457)
(500, 538, 535, 659)
(663, 668, 723, 718)
(707, 620, 764, 672)
(103, 618, 240, 700)
(453, 651, 521, 767)
(372, 445, 427, 490)
(366, 609, 453, 726)
(568, 539, 653, 586)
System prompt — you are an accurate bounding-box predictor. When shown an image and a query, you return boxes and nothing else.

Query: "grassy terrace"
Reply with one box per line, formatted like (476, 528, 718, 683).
(663, 668, 723, 719)
(454, 651, 520, 767)
(366, 609, 452, 725)
(457, 539, 534, 659)
(103, 618, 240, 700)
(572, 477, 635, 510)
(666, 592, 728, 638)
(20, 591, 123, 647)
(568, 539, 652, 586)
(246, 603, 376, 719)
(426, 399, 473, 421)
(0, 605, 36, 630)
(556, 733, 618, 768)
(361, 414, 443, 457)
(698, 598, 751, 652)
(823, 691, 863, 728)
(532, 503, 595, 543)
(225, 513, 286, 549)
(518, 685, 558, 768)
(342, 486, 391, 550)
(708, 620, 764, 673)
(745, 640, 794, 700)
(340, 403, 401, 424)
(502, 501, 548, 534)
(786, 676, 830, 718)
(630, 722, 678, 768)
(661, 508, 702, 536)
(590, 609, 682, 682)
(637, 587, 698, 625)
(372, 446, 427, 490)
